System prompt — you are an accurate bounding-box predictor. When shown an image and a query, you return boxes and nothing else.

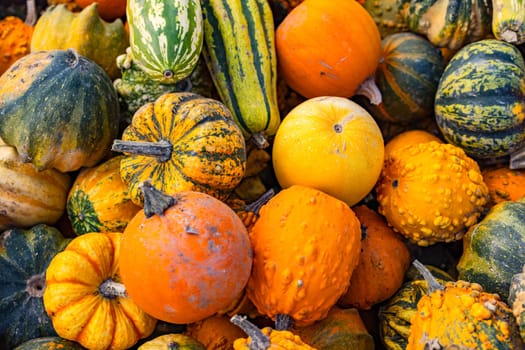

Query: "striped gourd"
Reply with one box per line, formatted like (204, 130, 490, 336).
(435, 39, 525, 159)
(126, 0, 203, 84)
(492, 0, 525, 44)
(201, 0, 280, 146)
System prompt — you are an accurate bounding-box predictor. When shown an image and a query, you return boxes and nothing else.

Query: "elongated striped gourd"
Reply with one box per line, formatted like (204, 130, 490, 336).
(126, 0, 203, 84)
(201, 0, 281, 147)
(492, 0, 525, 44)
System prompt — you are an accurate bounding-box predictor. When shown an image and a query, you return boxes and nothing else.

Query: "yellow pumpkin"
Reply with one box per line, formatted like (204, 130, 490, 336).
(43, 232, 157, 350)
(272, 96, 384, 207)
(383, 129, 442, 159)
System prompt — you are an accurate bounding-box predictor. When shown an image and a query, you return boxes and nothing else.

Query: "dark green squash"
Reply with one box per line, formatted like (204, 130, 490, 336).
(0, 48, 120, 172)
(0, 224, 69, 349)
(13, 336, 85, 349)
(456, 197, 525, 300)
(509, 265, 525, 342)
(435, 39, 525, 160)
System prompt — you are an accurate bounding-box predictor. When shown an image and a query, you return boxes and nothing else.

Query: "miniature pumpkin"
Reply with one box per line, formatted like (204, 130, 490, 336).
(43, 232, 157, 350)
(138, 334, 205, 350)
(66, 155, 140, 235)
(0, 224, 69, 349)
(456, 197, 525, 300)
(275, 0, 382, 98)
(0, 138, 71, 230)
(509, 265, 525, 342)
(112, 92, 246, 206)
(383, 129, 442, 159)
(292, 306, 375, 350)
(246, 185, 362, 327)
(231, 315, 316, 350)
(0, 0, 36, 75)
(482, 166, 525, 206)
(30, 3, 128, 79)
(186, 315, 247, 350)
(75, 0, 126, 21)
(338, 205, 411, 310)
(0, 49, 120, 172)
(406, 260, 524, 349)
(272, 96, 384, 207)
(13, 336, 85, 350)
(119, 183, 253, 324)
(376, 141, 489, 246)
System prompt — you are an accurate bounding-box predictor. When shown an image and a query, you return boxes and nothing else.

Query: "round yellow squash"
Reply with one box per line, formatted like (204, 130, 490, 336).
(272, 96, 384, 206)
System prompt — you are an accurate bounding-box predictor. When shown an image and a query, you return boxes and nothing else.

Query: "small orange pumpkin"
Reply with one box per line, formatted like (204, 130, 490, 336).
(482, 166, 525, 206)
(384, 129, 442, 159)
(75, 0, 126, 21)
(275, 0, 382, 98)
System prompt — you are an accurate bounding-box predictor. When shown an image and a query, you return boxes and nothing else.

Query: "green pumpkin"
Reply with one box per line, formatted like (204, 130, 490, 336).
(435, 39, 525, 160)
(509, 265, 525, 342)
(13, 336, 85, 350)
(0, 225, 69, 349)
(30, 3, 129, 79)
(359, 32, 446, 124)
(457, 197, 525, 300)
(0, 49, 120, 172)
(126, 0, 203, 84)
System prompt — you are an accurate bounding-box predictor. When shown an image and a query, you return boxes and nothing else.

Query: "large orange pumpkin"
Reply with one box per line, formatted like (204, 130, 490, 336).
(119, 182, 253, 324)
(275, 0, 382, 98)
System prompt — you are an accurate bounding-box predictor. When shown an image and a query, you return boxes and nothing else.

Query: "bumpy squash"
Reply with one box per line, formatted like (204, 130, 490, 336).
(30, 3, 128, 79)
(246, 185, 362, 327)
(201, 0, 281, 145)
(362, 0, 410, 38)
(492, 0, 525, 44)
(435, 39, 525, 160)
(13, 336, 85, 350)
(376, 141, 489, 246)
(0, 139, 71, 230)
(384, 129, 442, 158)
(0, 49, 120, 172)
(482, 166, 525, 206)
(456, 197, 525, 300)
(112, 92, 246, 206)
(406, 260, 524, 349)
(509, 265, 525, 342)
(66, 155, 141, 235)
(119, 183, 253, 324)
(138, 334, 205, 350)
(0, 225, 69, 349)
(43, 232, 157, 350)
(126, 0, 203, 84)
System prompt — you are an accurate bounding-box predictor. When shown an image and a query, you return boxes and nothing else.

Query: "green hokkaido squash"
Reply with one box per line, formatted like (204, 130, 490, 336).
(435, 39, 525, 160)
(0, 225, 69, 349)
(126, 0, 203, 84)
(0, 49, 120, 172)
(457, 197, 525, 301)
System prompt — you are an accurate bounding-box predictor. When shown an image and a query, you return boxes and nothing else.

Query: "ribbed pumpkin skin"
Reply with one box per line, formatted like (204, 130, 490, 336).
(118, 92, 246, 206)
(365, 32, 446, 124)
(435, 39, 525, 160)
(67, 155, 141, 235)
(456, 198, 525, 300)
(0, 225, 69, 349)
(127, 0, 203, 84)
(0, 49, 120, 172)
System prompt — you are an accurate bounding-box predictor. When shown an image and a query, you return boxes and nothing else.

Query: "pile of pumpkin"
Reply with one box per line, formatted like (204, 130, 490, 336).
(1, 0, 525, 348)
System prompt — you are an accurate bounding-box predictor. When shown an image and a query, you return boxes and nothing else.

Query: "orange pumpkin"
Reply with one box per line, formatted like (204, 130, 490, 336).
(482, 166, 525, 206)
(185, 315, 247, 349)
(75, 0, 126, 21)
(119, 182, 253, 324)
(275, 0, 382, 98)
(384, 129, 442, 159)
(338, 205, 411, 310)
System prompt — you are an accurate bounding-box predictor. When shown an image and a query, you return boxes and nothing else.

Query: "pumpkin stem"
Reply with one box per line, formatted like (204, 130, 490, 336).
(112, 139, 173, 163)
(140, 181, 176, 218)
(412, 259, 445, 294)
(230, 314, 271, 350)
(26, 273, 46, 298)
(275, 313, 294, 330)
(245, 188, 275, 215)
(65, 48, 81, 68)
(354, 75, 382, 105)
(99, 278, 128, 299)
(249, 132, 270, 149)
(25, 0, 37, 26)
(510, 145, 525, 169)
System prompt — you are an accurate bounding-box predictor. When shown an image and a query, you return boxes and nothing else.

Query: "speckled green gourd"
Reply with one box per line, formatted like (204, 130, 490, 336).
(363, 0, 410, 38)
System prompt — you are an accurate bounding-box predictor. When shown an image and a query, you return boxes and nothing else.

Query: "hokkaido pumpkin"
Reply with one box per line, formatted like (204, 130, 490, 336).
(43, 232, 157, 350)
(119, 182, 253, 324)
(246, 185, 362, 327)
(275, 0, 382, 98)
(272, 96, 384, 207)
(75, 0, 126, 21)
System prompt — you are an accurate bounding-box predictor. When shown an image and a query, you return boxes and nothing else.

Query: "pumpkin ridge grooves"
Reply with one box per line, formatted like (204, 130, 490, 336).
(66, 248, 106, 282)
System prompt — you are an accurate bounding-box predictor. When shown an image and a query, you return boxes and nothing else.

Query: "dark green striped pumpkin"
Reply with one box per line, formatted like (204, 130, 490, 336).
(360, 32, 446, 124)
(0, 49, 120, 172)
(126, 0, 203, 84)
(201, 0, 281, 146)
(0, 225, 69, 349)
(435, 39, 525, 160)
(456, 197, 525, 301)
(112, 92, 246, 207)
